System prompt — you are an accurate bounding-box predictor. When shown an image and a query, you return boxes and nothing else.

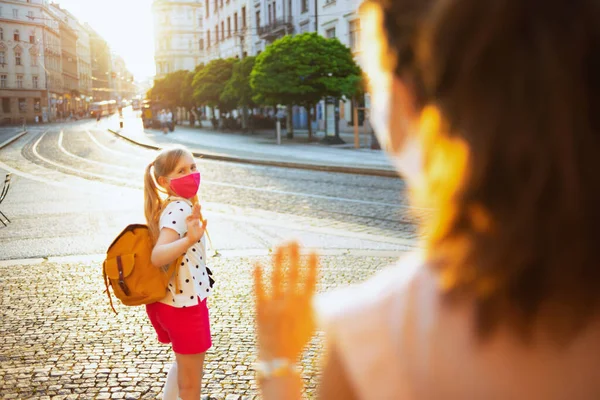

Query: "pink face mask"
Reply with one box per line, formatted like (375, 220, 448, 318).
(169, 172, 201, 199)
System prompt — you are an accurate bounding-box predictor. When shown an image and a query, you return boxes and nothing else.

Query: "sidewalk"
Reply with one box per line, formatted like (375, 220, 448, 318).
(0, 127, 27, 150)
(108, 115, 398, 177)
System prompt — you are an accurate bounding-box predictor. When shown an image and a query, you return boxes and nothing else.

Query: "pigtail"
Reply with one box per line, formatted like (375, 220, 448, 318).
(144, 162, 163, 244)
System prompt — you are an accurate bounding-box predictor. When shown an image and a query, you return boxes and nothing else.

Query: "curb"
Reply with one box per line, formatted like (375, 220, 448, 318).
(0, 130, 27, 150)
(107, 128, 399, 178)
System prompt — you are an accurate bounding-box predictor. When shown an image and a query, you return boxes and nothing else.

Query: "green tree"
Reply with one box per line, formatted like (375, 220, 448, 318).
(251, 33, 362, 139)
(180, 64, 204, 124)
(147, 70, 189, 110)
(221, 56, 257, 130)
(192, 58, 236, 117)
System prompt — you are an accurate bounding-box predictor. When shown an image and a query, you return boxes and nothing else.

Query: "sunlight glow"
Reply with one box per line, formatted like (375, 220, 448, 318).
(55, 0, 156, 80)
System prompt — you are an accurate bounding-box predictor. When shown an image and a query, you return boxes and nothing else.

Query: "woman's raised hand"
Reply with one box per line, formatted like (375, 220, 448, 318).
(253, 242, 319, 361)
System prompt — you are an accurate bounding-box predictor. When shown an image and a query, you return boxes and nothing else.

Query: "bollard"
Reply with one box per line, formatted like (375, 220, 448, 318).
(119, 120, 124, 129)
(276, 120, 281, 145)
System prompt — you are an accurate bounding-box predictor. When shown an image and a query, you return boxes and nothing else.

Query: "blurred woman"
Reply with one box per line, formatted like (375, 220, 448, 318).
(254, 0, 600, 398)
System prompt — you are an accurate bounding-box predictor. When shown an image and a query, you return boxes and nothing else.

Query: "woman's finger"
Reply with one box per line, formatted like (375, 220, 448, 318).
(287, 242, 300, 296)
(253, 263, 266, 317)
(305, 252, 319, 297)
(271, 246, 284, 300)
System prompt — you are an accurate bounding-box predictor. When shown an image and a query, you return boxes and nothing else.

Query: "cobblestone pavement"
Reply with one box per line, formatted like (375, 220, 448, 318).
(0, 254, 399, 399)
(0, 120, 419, 398)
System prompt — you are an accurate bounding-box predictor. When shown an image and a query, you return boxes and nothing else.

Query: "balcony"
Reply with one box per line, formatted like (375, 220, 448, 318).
(257, 16, 294, 41)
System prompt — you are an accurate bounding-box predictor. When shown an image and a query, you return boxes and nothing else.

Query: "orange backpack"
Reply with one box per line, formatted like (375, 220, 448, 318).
(102, 224, 183, 314)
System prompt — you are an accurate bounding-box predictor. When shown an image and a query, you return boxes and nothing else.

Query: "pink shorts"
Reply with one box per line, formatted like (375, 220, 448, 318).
(145, 298, 212, 355)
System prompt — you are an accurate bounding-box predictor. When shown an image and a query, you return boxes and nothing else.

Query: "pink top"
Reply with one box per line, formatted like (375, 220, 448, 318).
(316, 251, 600, 399)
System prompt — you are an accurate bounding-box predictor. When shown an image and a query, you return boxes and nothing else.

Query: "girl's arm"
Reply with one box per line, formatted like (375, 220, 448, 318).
(151, 228, 193, 267)
(151, 203, 207, 267)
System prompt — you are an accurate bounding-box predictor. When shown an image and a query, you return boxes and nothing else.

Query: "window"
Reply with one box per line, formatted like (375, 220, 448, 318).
(2, 98, 9, 113)
(0, 7, 3, 17)
(33, 76, 38, 88)
(34, 98, 40, 112)
(301, 0, 308, 13)
(220, 0, 223, 7)
(199, 38, 204, 50)
(215, 26, 219, 43)
(214, 0, 217, 13)
(0, 28, 3, 40)
(189, 39, 192, 49)
(0, 75, 6, 88)
(13, 9, 18, 19)
(268, 4, 272, 24)
(31, 53, 37, 66)
(234, 12, 238, 33)
(326, 27, 336, 38)
(221, 21, 224, 40)
(207, 31, 211, 47)
(227, 17, 231, 37)
(30, 34, 35, 44)
(256, 11, 260, 28)
(242, 7, 246, 28)
(0, 52, 4, 65)
(27, 11, 33, 19)
(349, 19, 361, 51)
(14, 30, 20, 42)
(206, 0, 209, 17)
(18, 98, 26, 113)
(15, 49, 21, 66)
(16, 75, 23, 88)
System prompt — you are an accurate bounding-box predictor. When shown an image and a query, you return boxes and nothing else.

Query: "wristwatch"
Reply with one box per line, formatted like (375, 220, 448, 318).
(254, 358, 298, 381)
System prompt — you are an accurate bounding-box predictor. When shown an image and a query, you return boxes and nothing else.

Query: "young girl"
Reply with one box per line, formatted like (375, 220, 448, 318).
(143, 145, 213, 400)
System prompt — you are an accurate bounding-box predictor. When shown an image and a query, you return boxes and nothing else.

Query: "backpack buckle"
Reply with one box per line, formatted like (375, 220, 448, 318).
(116, 256, 131, 296)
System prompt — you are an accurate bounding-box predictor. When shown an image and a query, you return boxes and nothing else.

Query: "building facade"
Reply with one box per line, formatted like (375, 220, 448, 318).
(49, 4, 79, 117)
(61, 7, 92, 114)
(0, 0, 53, 124)
(317, 0, 363, 132)
(202, 0, 249, 60)
(153, 0, 204, 78)
(87, 24, 112, 102)
(111, 54, 135, 102)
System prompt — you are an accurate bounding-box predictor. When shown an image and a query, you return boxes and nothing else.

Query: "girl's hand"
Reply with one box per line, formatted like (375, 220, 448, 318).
(185, 203, 207, 245)
(253, 242, 319, 361)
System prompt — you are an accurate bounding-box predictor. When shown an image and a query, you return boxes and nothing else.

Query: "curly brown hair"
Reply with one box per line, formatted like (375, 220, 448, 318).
(368, 0, 600, 343)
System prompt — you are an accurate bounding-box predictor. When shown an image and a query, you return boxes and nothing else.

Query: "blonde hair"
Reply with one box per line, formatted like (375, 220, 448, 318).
(144, 145, 198, 244)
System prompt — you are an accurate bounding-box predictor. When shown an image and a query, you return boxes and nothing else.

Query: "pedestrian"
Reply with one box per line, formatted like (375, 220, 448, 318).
(253, 0, 600, 398)
(167, 109, 174, 132)
(160, 109, 168, 134)
(143, 145, 213, 400)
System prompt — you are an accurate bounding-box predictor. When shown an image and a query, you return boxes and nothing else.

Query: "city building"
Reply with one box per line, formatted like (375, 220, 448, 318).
(59, 7, 92, 115)
(203, 0, 249, 60)
(0, 0, 53, 123)
(317, 0, 363, 132)
(86, 24, 112, 102)
(153, 0, 204, 78)
(50, 4, 79, 117)
(110, 54, 135, 102)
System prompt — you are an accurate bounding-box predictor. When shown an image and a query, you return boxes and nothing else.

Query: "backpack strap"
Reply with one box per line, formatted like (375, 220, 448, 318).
(103, 262, 118, 315)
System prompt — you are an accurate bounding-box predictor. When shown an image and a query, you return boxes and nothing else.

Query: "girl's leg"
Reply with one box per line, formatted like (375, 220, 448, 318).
(162, 361, 179, 400)
(175, 352, 206, 400)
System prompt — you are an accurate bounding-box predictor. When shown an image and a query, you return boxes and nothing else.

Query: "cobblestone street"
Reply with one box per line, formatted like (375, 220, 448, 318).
(0, 254, 398, 399)
(0, 123, 416, 399)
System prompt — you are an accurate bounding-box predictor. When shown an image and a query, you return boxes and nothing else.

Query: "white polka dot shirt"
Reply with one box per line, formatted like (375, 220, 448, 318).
(158, 198, 213, 308)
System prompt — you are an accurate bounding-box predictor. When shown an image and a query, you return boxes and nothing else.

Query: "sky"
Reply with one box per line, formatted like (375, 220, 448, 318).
(55, 0, 156, 81)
